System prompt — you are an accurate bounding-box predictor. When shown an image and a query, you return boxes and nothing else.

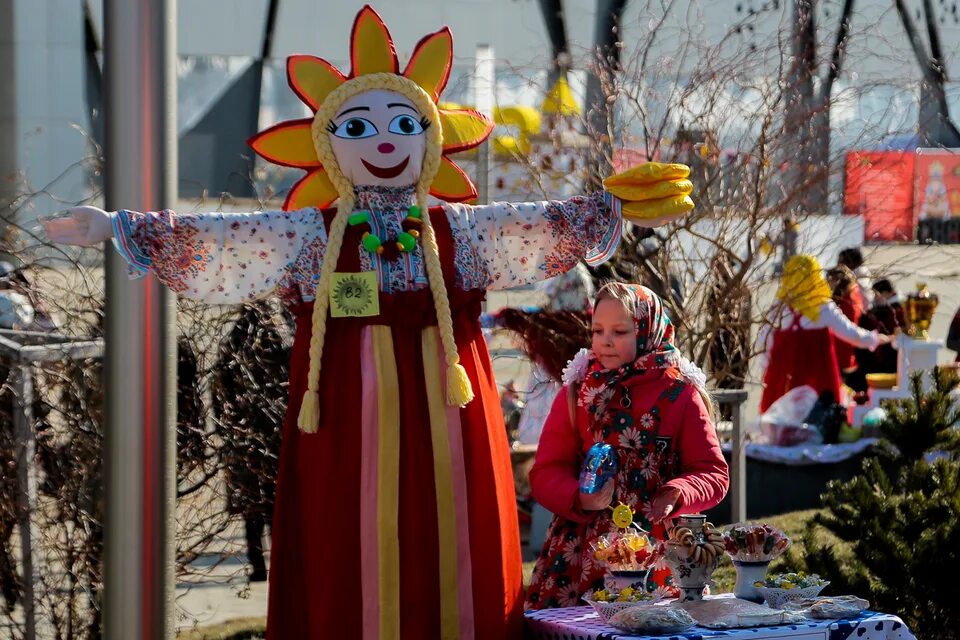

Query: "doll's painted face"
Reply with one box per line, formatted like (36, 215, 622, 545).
(591, 298, 638, 370)
(328, 89, 428, 187)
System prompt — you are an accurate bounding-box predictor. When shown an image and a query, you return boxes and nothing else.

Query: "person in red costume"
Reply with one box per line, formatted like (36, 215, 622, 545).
(524, 283, 728, 608)
(758, 255, 892, 412)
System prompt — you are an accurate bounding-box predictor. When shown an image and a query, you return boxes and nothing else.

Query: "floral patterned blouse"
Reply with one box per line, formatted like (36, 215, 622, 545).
(111, 185, 622, 304)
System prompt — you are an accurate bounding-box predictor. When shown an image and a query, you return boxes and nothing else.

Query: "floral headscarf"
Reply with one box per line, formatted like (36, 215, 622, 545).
(561, 284, 706, 429)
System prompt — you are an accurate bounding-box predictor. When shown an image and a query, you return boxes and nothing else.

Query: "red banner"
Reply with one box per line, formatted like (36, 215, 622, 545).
(914, 149, 960, 221)
(843, 151, 915, 242)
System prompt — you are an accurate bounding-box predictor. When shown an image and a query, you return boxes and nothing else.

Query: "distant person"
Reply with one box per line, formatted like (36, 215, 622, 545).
(827, 265, 866, 374)
(213, 303, 291, 582)
(516, 264, 594, 445)
(947, 304, 960, 362)
(759, 255, 891, 412)
(0, 262, 57, 332)
(849, 279, 907, 392)
(837, 247, 873, 306)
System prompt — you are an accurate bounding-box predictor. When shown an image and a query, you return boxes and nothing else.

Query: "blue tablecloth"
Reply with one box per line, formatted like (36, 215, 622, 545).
(525, 605, 915, 640)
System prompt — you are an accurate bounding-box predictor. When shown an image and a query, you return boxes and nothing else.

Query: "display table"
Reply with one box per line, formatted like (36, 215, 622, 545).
(525, 605, 915, 640)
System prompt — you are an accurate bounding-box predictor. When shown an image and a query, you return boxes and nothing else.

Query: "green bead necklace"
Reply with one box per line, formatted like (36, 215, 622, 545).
(349, 205, 424, 261)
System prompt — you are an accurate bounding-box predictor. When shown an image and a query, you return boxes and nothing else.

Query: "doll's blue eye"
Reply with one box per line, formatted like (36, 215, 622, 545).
(334, 118, 378, 139)
(387, 114, 424, 135)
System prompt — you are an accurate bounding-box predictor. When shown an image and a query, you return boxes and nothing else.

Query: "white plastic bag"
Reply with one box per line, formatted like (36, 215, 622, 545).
(755, 385, 821, 446)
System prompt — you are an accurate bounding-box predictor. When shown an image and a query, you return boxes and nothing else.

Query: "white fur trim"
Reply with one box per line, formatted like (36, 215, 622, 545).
(562, 348, 593, 385)
(678, 357, 708, 390)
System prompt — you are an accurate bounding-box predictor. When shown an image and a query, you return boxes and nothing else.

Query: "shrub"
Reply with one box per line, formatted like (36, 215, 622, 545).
(804, 369, 960, 638)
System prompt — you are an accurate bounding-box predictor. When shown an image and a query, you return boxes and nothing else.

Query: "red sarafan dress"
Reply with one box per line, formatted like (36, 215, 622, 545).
(761, 311, 842, 413)
(524, 371, 729, 609)
(110, 185, 622, 638)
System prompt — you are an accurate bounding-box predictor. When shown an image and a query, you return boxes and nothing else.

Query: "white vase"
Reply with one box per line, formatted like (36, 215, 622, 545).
(662, 514, 721, 602)
(733, 560, 771, 603)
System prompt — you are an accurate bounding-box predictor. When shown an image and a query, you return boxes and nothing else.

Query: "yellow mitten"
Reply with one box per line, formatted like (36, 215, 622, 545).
(606, 179, 693, 202)
(603, 162, 695, 226)
(603, 162, 690, 186)
(622, 196, 694, 222)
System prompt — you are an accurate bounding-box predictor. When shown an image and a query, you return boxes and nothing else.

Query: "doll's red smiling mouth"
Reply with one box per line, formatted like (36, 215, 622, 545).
(361, 156, 410, 179)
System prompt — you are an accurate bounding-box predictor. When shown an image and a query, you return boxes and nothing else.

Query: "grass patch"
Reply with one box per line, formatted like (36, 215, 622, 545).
(522, 509, 842, 594)
(176, 617, 266, 640)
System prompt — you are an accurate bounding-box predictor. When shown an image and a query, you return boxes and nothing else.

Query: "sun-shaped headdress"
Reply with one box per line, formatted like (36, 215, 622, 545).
(248, 5, 493, 210)
(248, 6, 491, 433)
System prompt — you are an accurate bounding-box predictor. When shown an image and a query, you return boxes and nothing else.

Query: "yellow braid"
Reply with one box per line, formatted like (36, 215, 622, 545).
(298, 73, 473, 431)
(417, 176, 475, 407)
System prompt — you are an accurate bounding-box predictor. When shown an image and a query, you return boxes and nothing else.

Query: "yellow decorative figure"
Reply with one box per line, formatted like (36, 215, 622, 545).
(611, 502, 636, 529)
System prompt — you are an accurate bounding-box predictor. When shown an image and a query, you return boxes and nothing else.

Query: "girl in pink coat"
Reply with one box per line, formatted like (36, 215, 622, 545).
(524, 283, 729, 609)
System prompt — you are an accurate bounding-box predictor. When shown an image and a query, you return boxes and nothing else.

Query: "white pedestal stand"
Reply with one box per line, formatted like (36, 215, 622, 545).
(850, 336, 943, 427)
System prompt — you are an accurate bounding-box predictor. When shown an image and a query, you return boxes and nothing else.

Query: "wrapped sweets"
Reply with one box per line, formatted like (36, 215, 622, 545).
(590, 528, 656, 572)
(603, 162, 695, 225)
(723, 523, 791, 562)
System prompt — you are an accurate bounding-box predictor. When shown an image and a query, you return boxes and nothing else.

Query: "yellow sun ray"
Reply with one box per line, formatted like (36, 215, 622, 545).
(350, 6, 398, 76)
(403, 28, 453, 102)
(285, 169, 339, 210)
(439, 109, 494, 154)
(287, 55, 347, 112)
(247, 119, 320, 169)
(430, 156, 477, 202)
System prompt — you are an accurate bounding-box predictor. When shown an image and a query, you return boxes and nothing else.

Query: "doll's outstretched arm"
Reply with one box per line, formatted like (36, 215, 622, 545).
(443, 191, 622, 290)
(443, 162, 694, 290)
(45, 205, 323, 304)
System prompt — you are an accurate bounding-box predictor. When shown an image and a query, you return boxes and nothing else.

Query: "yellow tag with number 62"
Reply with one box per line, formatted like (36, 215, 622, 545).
(330, 271, 379, 318)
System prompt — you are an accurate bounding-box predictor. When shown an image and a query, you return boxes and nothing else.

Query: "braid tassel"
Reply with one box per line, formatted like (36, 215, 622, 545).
(297, 388, 321, 433)
(446, 360, 474, 407)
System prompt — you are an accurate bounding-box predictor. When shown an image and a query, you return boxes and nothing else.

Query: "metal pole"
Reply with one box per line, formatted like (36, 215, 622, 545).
(13, 365, 39, 640)
(103, 0, 177, 638)
(474, 44, 495, 205)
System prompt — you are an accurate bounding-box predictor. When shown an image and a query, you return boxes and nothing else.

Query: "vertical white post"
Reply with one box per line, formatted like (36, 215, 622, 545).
(474, 44, 495, 205)
(103, 0, 177, 638)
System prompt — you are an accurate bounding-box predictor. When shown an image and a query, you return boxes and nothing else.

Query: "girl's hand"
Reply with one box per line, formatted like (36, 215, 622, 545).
(41, 206, 114, 246)
(647, 485, 682, 523)
(578, 479, 615, 511)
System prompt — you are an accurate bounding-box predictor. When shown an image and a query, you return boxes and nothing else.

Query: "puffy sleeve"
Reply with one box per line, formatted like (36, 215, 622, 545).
(111, 207, 324, 304)
(529, 387, 592, 522)
(442, 191, 622, 290)
(818, 301, 881, 351)
(662, 387, 729, 514)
